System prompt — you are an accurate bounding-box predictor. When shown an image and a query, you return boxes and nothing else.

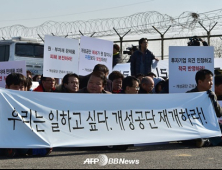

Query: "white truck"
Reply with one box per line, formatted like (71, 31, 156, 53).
(0, 37, 44, 75)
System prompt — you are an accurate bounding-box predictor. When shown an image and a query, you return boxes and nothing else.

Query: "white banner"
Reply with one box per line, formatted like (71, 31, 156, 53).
(215, 58, 222, 70)
(0, 88, 220, 148)
(43, 35, 79, 78)
(0, 61, 26, 88)
(113, 63, 131, 77)
(79, 36, 113, 76)
(152, 59, 169, 78)
(169, 47, 214, 93)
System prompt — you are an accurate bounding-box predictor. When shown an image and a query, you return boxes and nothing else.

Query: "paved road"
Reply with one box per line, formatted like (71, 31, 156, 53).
(0, 143, 222, 169)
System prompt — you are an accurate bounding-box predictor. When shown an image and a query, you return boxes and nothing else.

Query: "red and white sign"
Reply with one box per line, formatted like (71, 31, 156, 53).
(79, 36, 113, 76)
(43, 35, 79, 78)
(0, 61, 26, 88)
(169, 46, 214, 93)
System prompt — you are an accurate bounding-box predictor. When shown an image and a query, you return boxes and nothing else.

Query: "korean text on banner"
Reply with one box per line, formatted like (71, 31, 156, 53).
(152, 59, 169, 78)
(0, 61, 26, 88)
(79, 36, 113, 76)
(113, 63, 131, 77)
(0, 88, 220, 148)
(43, 35, 79, 78)
(169, 46, 214, 93)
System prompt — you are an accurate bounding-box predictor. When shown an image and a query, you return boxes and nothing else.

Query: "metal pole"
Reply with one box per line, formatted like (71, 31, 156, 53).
(113, 28, 122, 53)
(152, 25, 164, 60)
(161, 35, 164, 60)
(79, 30, 84, 36)
(113, 28, 131, 54)
(37, 34, 44, 42)
(90, 32, 96, 37)
(198, 22, 218, 46)
(152, 26, 171, 60)
(65, 32, 73, 38)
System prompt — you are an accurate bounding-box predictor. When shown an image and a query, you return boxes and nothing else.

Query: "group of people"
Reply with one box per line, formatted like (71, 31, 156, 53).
(1, 37, 222, 158)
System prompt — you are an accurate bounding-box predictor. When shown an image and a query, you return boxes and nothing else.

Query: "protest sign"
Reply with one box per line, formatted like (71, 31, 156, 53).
(169, 47, 214, 93)
(0, 88, 220, 148)
(0, 61, 26, 88)
(79, 36, 113, 76)
(113, 63, 131, 77)
(215, 58, 222, 70)
(152, 59, 169, 78)
(43, 35, 79, 78)
(113, 58, 221, 80)
(152, 58, 222, 78)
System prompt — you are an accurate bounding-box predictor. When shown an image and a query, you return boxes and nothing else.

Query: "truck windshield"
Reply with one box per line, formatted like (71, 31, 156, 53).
(15, 43, 44, 58)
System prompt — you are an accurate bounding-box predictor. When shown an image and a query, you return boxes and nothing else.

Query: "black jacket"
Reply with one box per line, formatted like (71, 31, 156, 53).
(54, 85, 71, 93)
(130, 50, 155, 76)
(187, 87, 222, 117)
(139, 88, 146, 94)
(138, 87, 152, 94)
(113, 53, 122, 68)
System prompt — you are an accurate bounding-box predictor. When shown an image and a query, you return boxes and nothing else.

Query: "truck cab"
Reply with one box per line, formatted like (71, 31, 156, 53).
(0, 37, 44, 75)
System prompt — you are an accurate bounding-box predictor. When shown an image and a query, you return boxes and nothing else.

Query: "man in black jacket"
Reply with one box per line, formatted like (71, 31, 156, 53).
(131, 38, 159, 76)
(187, 69, 222, 147)
(187, 69, 222, 117)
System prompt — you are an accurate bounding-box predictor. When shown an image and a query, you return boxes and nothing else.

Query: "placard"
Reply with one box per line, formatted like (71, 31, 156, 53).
(169, 47, 214, 93)
(79, 36, 113, 76)
(0, 61, 26, 88)
(43, 35, 79, 78)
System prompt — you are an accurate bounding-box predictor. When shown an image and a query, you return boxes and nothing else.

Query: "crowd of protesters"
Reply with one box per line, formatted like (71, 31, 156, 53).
(1, 38, 222, 158)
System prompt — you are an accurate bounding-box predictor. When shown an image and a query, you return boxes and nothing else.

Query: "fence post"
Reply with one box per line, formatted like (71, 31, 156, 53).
(79, 30, 84, 36)
(198, 22, 218, 46)
(113, 28, 131, 54)
(90, 32, 96, 37)
(152, 26, 171, 60)
(37, 34, 44, 42)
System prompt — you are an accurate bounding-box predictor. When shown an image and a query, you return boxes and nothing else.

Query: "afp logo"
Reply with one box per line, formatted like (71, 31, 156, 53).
(83, 155, 139, 166)
(83, 155, 108, 167)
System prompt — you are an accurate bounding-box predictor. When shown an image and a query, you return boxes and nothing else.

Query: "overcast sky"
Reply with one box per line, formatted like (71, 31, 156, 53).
(0, 0, 221, 27)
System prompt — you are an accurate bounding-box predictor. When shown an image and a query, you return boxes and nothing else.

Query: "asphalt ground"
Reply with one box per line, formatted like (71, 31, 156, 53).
(0, 142, 222, 169)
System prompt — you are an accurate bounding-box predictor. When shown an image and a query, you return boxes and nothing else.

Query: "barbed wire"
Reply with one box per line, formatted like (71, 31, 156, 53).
(1, 9, 222, 40)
